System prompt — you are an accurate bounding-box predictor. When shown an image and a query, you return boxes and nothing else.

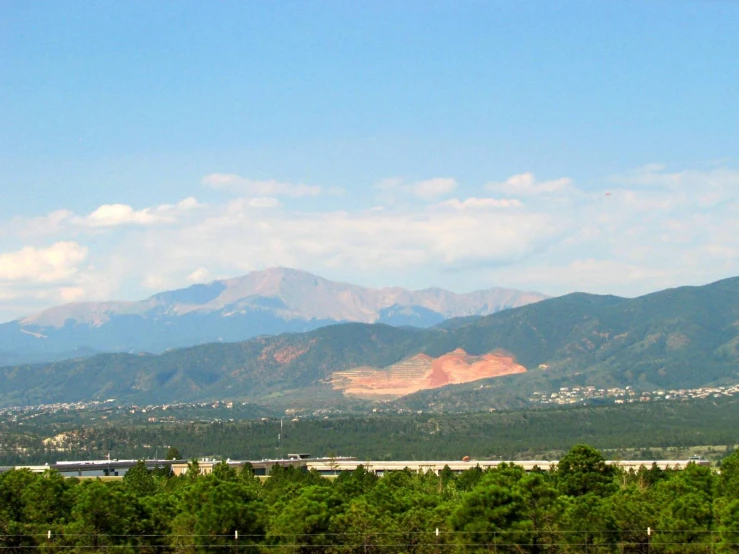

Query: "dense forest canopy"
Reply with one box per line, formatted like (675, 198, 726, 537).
(1, 445, 738, 553)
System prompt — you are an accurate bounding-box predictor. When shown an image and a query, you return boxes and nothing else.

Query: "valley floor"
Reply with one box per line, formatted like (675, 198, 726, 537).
(2, 394, 739, 465)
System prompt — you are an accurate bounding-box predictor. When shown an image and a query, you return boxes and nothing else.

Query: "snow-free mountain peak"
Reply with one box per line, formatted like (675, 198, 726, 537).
(0, 268, 548, 366)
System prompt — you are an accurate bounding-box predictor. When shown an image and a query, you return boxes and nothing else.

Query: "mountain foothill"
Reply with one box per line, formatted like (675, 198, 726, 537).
(0, 268, 737, 411)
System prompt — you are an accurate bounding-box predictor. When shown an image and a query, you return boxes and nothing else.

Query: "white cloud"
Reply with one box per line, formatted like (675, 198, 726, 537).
(202, 173, 321, 197)
(0, 285, 84, 322)
(437, 197, 523, 210)
(248, 197, 282, 209)
(151, 197, 203, 214)
(98, 197, 560, 288)
(0, 243, 119, 322)
(607, 166, 739, 209)
(1, 164, 738, 321)
(0, 242, 88, 283)
(83, 204, 166, 227)
(607, 163, 680, 188)
(57, 286, 86, 303)
(487, 259, 679, 297)
(175, 197, 201, 210)
(2, 209, 74, 238)
(373, 177, 404, 191)
(142, 274, 173, 290)
(411, 178, 457, 200)
(373, 176, 458, 201)
(486, 172, 574, 196)
(79, 197, 202, 228)
(187, 267, 212, 284)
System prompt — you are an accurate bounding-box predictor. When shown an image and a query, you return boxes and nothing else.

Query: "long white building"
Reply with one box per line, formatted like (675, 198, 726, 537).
(1, 456, 709, 478)
(305, 458, 709, 476)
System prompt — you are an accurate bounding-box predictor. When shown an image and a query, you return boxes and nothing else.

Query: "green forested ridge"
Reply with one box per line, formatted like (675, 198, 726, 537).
(0, 276, 737, 409)
(2, 445, 739, 552)
(3, 396, 739, 465)
(0, 324, 426, 408)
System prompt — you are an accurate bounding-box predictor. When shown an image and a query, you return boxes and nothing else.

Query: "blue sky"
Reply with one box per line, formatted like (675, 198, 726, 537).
(1, 0, 738, 321)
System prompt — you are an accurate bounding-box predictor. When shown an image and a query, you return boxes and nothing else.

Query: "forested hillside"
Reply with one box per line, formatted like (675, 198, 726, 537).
(1, 445, 739, 552)
(3, 396, 739, 465)
(0, 276, 736, 409)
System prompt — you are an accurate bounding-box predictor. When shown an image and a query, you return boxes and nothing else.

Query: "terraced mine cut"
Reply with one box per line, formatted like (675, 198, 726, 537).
(330, 348, 526, 399)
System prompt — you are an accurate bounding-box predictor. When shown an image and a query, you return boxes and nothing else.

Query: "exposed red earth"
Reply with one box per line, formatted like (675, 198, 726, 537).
(330, 348, 526, 399)
(259, 340, 316, 364)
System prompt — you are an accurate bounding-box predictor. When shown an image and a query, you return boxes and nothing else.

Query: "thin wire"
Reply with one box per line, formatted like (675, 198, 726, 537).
(0, 529, 724, 537)
(0, 543, 734, 549)
(0, 528, 717, 538)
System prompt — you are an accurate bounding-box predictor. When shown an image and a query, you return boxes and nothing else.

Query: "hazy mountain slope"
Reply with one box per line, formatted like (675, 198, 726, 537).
(400, 277, 739, 410)
(0, 324, 428, 407)
(0, 276, 736, 409)
(0, 268, 546, 366)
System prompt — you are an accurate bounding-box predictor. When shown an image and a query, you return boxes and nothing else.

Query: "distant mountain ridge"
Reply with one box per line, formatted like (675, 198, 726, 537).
(0, 275, 736, 410)
(0, 268, 547, 366)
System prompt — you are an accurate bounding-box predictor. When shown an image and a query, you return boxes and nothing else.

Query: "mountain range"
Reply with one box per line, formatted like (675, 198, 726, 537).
(0, 267, 546, 367)
(0, 275, 736, 410)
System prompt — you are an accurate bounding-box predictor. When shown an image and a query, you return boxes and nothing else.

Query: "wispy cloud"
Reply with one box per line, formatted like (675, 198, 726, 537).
(78, 197, 202, 228)
(202, 173, 321, 197)
(1, 164, 738, 321)
(247, 197, 282, 209)
(83, 203, 168, 227)
(4, 198, 203, 237)
(411, 177, 458, 200)
(486, 172, 573, 196)
(373, 177, 404, 191)
(373, 176, 458, 201)
(437, 197, 523, 210)
(607, 166, 739, 209)
(607, 163, 680, 188)
(187, 267, 212, 284)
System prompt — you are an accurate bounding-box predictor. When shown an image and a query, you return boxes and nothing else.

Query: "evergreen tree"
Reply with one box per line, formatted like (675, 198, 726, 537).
(556, 444, 617, 497)
(165, 446, 182, 460)
(123, 460, 158, 497)
(718, 449, 739, 497)
(451, 478, 528, 552)
(269, 485, 344, 553)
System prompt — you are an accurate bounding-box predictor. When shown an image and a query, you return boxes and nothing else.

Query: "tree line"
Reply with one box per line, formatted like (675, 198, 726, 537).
(2, 445, 739, 552)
